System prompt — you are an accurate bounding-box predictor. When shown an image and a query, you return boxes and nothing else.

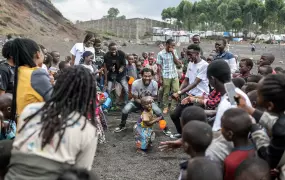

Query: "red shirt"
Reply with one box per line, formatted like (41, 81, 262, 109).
(143, 59, 149, 67)
(224, 145, 255, 180)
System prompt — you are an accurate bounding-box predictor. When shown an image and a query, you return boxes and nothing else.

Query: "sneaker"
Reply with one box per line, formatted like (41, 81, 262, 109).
(170, 133, 182, 139)
(163, 108, 169, 114)
(114, 126, 127, 133)
(163, 129, 172, 136)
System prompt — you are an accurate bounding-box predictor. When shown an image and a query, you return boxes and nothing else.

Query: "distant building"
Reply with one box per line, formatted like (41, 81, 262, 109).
(76, 18, 175, 40)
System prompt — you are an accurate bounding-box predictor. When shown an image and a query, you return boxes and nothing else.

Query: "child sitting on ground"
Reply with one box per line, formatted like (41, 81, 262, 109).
(134, 96, 162, 154)
(235, 157, 270, 180)
(221, 108, 255, 180)
(186, 157, 223, 180)
(180, 121, 213, 180)
(0, 93, 16, 140)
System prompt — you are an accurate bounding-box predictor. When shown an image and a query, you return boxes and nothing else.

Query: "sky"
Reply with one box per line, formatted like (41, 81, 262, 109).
(51, 0, 184, 22)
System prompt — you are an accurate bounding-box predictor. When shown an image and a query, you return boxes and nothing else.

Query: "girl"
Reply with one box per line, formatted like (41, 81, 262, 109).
(5, 66, 98, 180)
(70, 33, 95, 66)
(10, 38, 53, 118)
(134, 96, 162, 153)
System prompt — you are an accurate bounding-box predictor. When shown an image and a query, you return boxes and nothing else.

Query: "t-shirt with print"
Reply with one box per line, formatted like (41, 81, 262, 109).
(70, 43, 95, 65)
(94, 50, 105, 69)
(15, 102, 98, 170)
(212, 88, 252, 131)
(126, 64, 137, 79)
(185, 60, 209, 96)
(131, 79, 158, 98)
(104, 50, 126, 80)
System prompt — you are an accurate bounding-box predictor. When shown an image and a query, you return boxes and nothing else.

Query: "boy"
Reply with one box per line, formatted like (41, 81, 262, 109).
(247, 74, 263, 83)
(145, 56, 158, 82)
(232, 77, 246, 89)
(126, 54, 137, 79)
(50, 51, 61, 68)
(258, 65, 273, 76)
(0, 93, 16, 140)
(235, 158, 270, 180)
(180, 118, 212, 179)
(234, 58, 253, 81)
(135, 61, 143, 79)
(221, 108, 255, 180)
(186, 157, 223, 180)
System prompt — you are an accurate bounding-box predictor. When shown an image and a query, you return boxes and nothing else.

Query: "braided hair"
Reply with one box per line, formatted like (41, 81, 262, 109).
(19, 66, 97, 150)
(259, 74, 285, 113)
(10, 38, 38, 121)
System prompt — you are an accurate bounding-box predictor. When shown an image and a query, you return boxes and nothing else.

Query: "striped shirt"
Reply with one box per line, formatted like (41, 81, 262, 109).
(157, 49, 179, 79)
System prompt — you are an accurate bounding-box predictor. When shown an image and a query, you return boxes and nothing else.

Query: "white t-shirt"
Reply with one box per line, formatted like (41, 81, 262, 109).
(81, 64, 94, 73)
(41, 64, 48, 73)
(14, 102, 98, 170)
(70, 43, 95, 65)
(212, 88, 252, 131)
(185, 59, 209, 96)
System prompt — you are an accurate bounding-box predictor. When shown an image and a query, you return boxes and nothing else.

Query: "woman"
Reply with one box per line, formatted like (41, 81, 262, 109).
(70, 33, 95, 66)
(5, 66, 98, 180)
(10, 38, 53, 119)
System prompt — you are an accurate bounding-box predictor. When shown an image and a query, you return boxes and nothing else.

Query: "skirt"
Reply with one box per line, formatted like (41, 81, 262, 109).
(134, 124, 155, 150)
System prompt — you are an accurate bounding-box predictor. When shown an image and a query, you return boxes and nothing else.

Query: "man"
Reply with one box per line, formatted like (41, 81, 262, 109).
(170, 44, 209, 138)
(259, 53, 276, 74)
(157, 39, 182, 114)
(191, 35, 203, 56)
(214, 39, 237, 74)
(50, 51, 61, 68)
(0, 41, 15, 95)
(103, 42, 128, 104)
(114, 68, 171, 136)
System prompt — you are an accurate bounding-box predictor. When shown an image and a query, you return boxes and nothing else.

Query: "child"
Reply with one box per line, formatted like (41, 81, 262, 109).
(136, 61, 143, 79)
(134, 96, 162, 154)
(247, 74, 263, 83)
(0, 93, 16, 140)
(180, 121, 213, 180)
(233, 77, 246, 89)
(275, 67, 284, 74)
(221, 108, 255, 180)
(145, 56, 158, 82)
(241, 82, 258, 94)
(258, 65, 273, 76)
(234, 58, 253, 81)
(186, 157, 223, 180)
(126, 54, 137, 79)
(235, 158, 270, 180)
(142, 52, 149, 67)
(247, 90, 258, 108)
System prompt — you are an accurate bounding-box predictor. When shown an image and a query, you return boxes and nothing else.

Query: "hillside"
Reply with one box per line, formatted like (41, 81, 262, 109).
(0, 0, 81, 40)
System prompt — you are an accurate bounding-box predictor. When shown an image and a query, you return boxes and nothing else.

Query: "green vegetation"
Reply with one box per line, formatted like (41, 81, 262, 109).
(162, 0, 285, 34)
(102, 8, 126, 20)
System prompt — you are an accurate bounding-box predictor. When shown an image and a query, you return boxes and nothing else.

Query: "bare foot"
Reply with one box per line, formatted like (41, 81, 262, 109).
(136, 149, 146, 155)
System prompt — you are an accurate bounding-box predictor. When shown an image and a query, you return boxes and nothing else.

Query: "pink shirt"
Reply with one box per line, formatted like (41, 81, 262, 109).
(143, 59, 149, 67)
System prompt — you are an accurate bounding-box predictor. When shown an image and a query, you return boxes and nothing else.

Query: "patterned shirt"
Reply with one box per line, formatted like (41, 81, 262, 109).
(205, 90, 221, 110)
(157, 49, 179, 79)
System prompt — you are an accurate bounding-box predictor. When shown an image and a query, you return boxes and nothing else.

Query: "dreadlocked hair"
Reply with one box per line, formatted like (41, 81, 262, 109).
(259, 74, 285, 113)
(10, 38, 38, 121)
(19, 66, 97, 150)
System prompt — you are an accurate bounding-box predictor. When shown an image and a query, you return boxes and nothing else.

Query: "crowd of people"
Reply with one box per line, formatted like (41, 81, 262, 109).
(0, 32, 285, 180)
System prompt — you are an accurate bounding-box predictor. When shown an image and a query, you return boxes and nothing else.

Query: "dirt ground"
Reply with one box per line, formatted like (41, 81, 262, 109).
(92, 42, 285, 180)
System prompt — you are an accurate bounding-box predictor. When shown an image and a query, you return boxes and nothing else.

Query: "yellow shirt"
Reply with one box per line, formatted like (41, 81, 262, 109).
(17, 66, 52, 115)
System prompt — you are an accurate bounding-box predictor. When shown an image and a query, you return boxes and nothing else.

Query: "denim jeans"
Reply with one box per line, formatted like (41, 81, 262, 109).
(119, 101, 163, 128)
(107, 76, 129, 104)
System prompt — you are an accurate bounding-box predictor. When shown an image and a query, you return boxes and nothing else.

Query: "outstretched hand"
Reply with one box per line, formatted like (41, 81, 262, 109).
(158, 139, 183, 151)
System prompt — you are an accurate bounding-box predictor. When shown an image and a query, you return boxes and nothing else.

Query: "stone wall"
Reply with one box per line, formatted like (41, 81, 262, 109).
(76, 18, 175, 40)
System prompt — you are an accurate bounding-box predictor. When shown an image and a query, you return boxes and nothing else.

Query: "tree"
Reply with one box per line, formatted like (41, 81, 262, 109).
(161, 0, 285, 35)
(232, 18, 243, 35)
(117, 15, 126, 20)
(161, 7, 176, 24)
(107, 8, 119, 18)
